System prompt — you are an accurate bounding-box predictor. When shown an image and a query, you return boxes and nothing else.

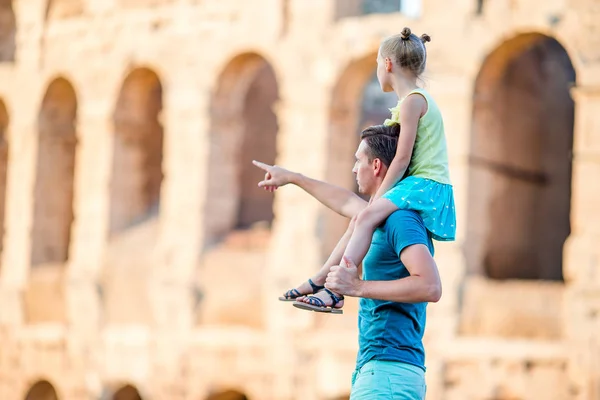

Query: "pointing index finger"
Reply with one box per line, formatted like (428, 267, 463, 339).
(252, 160, 271, 171)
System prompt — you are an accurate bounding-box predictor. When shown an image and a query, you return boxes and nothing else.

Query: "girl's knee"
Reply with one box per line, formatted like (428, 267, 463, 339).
(356, 206, 381, 228)
(358, 199, 397, 228)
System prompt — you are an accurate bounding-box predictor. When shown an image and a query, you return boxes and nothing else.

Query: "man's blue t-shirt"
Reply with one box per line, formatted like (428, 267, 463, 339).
(356, 209, 434, 372)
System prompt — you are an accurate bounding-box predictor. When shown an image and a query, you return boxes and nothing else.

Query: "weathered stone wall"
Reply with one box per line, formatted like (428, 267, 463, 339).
(0, 0, 598, 399)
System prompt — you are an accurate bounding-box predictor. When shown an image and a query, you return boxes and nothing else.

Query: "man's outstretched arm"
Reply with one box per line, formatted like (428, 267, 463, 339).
(252, 160, 367, 218)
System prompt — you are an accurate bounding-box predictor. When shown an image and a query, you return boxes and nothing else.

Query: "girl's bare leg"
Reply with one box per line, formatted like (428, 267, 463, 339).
(343, 198, 398, 267)
(280, 216, 356, 299)
(296, 199, 397, 308)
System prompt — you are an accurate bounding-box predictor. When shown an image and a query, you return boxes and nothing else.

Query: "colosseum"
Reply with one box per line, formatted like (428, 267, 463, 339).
(0, 0, 598, 399)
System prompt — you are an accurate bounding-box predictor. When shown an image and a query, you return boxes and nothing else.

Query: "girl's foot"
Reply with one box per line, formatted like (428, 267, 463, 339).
(293, 288, 344, 314)
(278, 278, 325, 301)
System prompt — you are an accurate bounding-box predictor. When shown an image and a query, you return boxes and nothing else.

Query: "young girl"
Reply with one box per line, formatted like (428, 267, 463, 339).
(282, 27, 456, 313)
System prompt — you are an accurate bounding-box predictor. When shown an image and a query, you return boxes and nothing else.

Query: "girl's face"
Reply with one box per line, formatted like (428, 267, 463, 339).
(376, 47, 394, 93)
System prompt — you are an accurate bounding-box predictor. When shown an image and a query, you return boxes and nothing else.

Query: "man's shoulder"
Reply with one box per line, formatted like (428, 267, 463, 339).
(384, 209, 425, 227)
(381, 209, 429, 247)
(376, 209, 432, 258)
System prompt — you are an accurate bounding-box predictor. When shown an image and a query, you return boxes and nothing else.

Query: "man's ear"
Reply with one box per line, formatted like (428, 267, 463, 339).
(373, 158, 383, 176)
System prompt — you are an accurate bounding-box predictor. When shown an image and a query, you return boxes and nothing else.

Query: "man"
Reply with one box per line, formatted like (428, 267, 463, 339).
(252, 123, 441, 399)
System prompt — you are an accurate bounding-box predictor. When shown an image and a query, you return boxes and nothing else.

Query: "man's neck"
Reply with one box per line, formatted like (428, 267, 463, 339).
(367, 182, 385, 201)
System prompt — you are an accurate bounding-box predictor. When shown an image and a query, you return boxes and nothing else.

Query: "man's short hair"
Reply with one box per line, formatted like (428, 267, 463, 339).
(360, 123, 400, 167)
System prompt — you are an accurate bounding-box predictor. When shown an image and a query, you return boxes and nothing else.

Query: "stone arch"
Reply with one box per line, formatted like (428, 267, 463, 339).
(24, 380, 59, 400)
(466, 33, 576, 280)
(204, 52, 279, 246)
(0, 99, 8, 259)
(31, 77, 77, 266)
(0, 0, 15, 62)
(205, 389, 249, 400)
(109, 67, 163, 235)
(323, 52, 397, 260)
(112, 384, 143, 400)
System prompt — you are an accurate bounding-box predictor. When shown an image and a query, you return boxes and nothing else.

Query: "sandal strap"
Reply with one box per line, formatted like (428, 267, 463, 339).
(305, 295, 326, 308)
(286, 288, 301, 299)
(323, 288, 344, 308)
(308, 279, 325, 293)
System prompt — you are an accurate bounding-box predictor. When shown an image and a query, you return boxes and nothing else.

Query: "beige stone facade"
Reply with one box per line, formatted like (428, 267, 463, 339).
(0, 0, 599, 399)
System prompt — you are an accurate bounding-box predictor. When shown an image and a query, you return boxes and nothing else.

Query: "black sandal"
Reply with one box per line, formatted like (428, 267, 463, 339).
(293, 288, 344, 314)
(278, 278, 325, 302)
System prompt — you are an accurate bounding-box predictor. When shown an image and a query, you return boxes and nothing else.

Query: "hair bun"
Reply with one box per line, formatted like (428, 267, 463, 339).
(401, 27, 411, 40)
(420, 33, 431, 43)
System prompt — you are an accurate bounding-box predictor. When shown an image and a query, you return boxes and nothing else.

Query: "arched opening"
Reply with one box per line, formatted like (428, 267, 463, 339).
(205, 389, 249, 400)
(335, 0, 421, 19)
(110, 67, 163, 235)
(196, 54, 278, 328)
(475, 0, 485, 14)
(323, 54, 397, 261)
(466, 33, 575, 280)
(24, 380, 59, 400)
(31, 77, 77, 266)
(204, 53, 279, 246)
(113, 384, 143, 400)
(0, 99, 9, 259)
(0, 0, 15, 62)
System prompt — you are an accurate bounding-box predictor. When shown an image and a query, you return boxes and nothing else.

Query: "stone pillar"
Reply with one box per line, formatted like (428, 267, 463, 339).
(150, 77, 207, 332)
(563, 84, 600, 400)
(146, 74, 208, 398)
(65, 102, 114, 336)
(262, 73, 332, 399)
(11, 0, 46, 67)
(0, 71, 40, 326)
(422, 71, 473, 400)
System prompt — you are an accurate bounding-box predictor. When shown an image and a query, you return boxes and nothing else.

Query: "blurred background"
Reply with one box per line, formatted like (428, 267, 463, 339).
(0, 0, 598, 399)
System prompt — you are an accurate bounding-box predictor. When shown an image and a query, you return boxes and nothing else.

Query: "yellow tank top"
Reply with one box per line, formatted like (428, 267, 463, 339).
(384, 88, 451, 185)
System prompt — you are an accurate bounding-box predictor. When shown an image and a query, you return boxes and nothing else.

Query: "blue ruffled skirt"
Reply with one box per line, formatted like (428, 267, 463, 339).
(382, 176, 456, 241)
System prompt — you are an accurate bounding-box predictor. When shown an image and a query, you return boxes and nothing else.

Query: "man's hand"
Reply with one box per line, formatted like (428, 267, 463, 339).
(325, 256, 362, 297)
(252, 160, 299, 192)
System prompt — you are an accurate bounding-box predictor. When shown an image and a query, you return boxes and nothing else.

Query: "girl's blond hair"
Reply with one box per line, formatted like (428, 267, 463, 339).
(380, 27, 431, 77)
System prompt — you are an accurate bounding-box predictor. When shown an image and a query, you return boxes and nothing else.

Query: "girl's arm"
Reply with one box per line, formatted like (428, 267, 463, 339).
(372, 94, 426, 200)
